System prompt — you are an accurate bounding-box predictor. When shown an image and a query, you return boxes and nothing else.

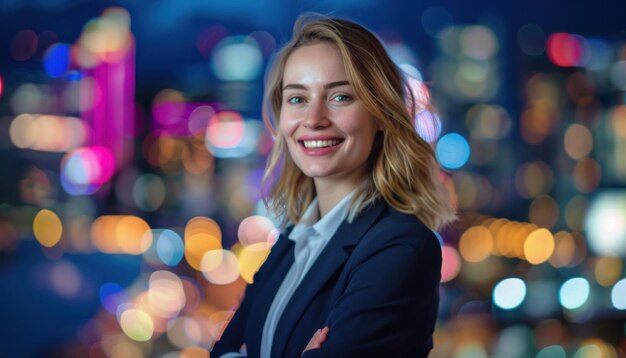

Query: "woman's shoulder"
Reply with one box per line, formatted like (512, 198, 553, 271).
(355, 200, 440, 253)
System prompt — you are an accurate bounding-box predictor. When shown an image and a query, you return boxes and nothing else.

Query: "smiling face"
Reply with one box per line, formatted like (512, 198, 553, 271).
(279, 42, 379, 192)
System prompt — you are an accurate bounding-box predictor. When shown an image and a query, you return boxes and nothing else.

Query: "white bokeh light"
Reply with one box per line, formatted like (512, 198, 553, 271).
(611, 278, 626, 310)
(584, 191, 626, 257)
(493, 278, 526, 310)
(559, 277, 590, 310)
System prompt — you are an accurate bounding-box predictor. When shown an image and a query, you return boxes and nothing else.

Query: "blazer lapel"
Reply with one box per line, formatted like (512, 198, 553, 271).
(271, 200, 386, 357)
(245, 233, 295, 358)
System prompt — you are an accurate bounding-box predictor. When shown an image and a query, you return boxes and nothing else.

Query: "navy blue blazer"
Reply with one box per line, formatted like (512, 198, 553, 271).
(212, 199, 442, 358)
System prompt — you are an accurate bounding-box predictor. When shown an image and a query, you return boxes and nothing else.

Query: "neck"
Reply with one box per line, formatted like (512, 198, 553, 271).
(313, 178, 359, 218)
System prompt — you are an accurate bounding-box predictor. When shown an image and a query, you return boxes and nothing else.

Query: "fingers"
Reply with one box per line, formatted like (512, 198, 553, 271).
(302, 326, 330, 356)
(316, 326, 329, 345)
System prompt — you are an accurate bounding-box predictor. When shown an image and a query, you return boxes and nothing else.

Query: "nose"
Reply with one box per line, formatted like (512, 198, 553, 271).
(303, 99, 330, 129)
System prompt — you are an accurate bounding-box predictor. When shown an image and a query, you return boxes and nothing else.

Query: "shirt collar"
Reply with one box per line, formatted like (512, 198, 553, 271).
(288, 190, 355, 242)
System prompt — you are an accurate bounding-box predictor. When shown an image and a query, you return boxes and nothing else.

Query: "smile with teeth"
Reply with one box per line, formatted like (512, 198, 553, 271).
(302, 139, 343, 148)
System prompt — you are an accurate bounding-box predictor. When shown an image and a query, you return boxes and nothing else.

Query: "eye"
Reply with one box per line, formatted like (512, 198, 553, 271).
(331, 94, 352, 102)
(287, 96, 304, 104)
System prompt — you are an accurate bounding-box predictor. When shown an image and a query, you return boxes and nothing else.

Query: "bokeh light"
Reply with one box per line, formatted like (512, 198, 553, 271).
(148, 270, 186, 319)
(211, 36, 263, 81)
(184, 217, 222, 271)
(205, 111, 244, 148)
(167, 316, 203, 349)
(77, 7, 133, 65)
(50, 260, 82, 298)
(564, 123, 593, 159)
(10, 83, 51, 114)
(236, 243, 271, 283)
(116, 216, 153, 254)
(201, 249, 240, 285)
(33, 209, 63, 247)
(573, 158, 601, 193)
(549, 232, 577, 268)
(536, 345, 566, 358)
(133, 174, 167, 212)
(100, 282, 128, 314)
(43, 43, 71, 78)
(466, 104, 511, 140)
(611, 279, 626, 310)
(91, 215, 152, 254)
(528, 195, 559, 229)
(493, 278, 526, 310)
(9, 114, 88, 152)
(524, 228, 555, 264)
(594, 256, 622, 287)
(155, 229, 185, 266)
(436, 133, 470, 169)
(514, 161, 554, 199)
(559, 277, 590, 310)
(460, 26, 498, 60)
(119, 308, 154, 342)
(61, 146, 116, 195)
(459, 226, 493, 263)
(584, 190, 626, 257)
(237, 215, 277, 247)
(573, 339, 618, 358)
(547, 33, 583, 67)
(441, 245, 461, 283)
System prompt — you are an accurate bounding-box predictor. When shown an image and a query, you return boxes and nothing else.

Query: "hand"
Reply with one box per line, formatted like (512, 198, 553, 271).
(302, 326, 329, 356)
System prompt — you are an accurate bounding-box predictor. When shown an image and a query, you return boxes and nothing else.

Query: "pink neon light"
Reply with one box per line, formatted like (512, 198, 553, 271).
(82, 35, 136, 181)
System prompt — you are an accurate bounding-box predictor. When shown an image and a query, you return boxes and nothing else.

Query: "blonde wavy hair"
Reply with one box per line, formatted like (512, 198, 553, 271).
(262, 15, 456, 231)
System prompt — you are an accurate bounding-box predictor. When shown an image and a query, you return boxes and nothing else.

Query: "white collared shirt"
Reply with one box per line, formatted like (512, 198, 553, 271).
(260, 192, 353, 358)
(220, 192, 354, 358)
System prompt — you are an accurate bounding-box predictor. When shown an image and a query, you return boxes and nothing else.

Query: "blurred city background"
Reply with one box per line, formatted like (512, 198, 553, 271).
(1, 0, 625, 357)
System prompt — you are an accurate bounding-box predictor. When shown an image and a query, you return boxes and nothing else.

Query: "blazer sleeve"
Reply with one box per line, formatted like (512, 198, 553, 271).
(210, 281, 254, 356)
(302, 221, 442, 358)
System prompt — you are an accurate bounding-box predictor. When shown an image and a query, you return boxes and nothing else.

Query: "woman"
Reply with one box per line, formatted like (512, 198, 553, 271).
(212, 15, 455, 358)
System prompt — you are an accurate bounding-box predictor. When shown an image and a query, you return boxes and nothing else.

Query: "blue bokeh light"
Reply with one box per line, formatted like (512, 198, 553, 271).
(44, 43, 70, 78)
(156, 229, 184, 266)
(436, 132, 470, 169)
(100, 282, 128, 314)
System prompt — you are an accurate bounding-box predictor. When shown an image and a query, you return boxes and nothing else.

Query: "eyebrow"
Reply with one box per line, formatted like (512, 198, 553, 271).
(282, 80, 351, 91)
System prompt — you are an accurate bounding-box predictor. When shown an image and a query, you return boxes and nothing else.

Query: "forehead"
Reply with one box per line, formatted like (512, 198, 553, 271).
(282, 42, 348, 83)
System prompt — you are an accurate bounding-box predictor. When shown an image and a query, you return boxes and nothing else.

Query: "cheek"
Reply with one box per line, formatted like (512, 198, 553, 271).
(278, 114, 295, 136)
